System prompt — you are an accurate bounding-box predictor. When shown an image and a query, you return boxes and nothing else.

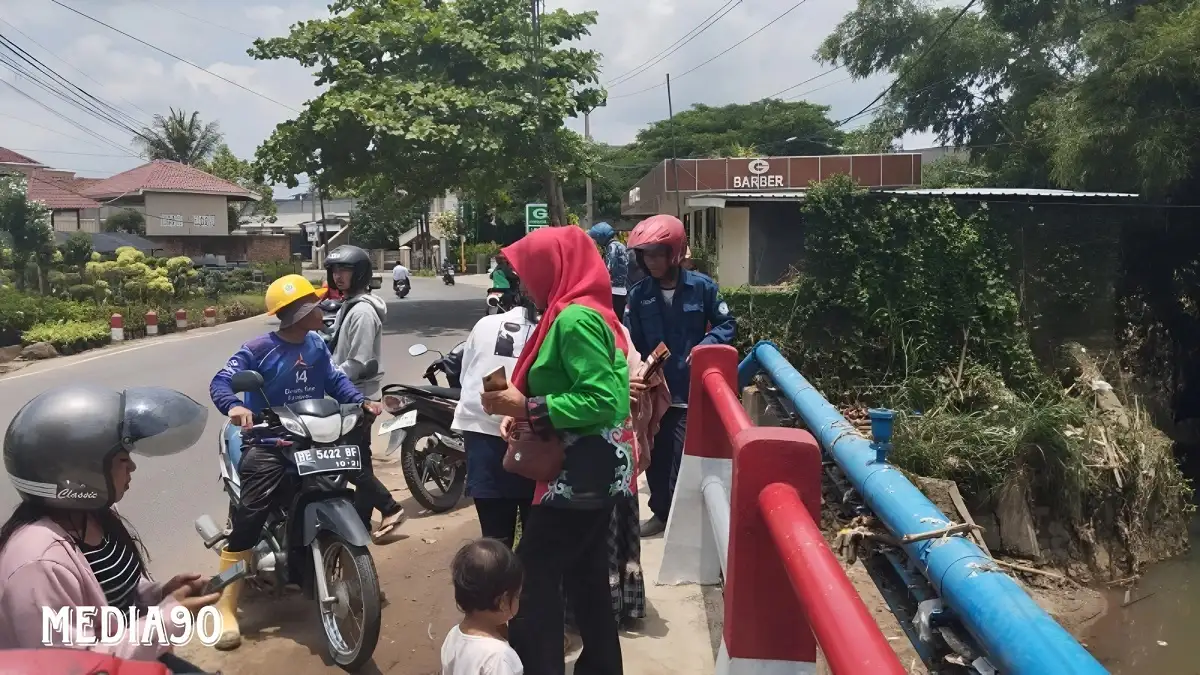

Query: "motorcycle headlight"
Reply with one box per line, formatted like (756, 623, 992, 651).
(341, 413, 361, 436)
(382, 395, 412, 414)
(280, 417, 306, 437)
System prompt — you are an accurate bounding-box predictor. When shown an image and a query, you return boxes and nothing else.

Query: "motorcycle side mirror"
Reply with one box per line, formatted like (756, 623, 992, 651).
(408, 344, 429, 357)
(369, 277, 382, 290)
(231, 371, 265, 393)
(318, 299, 340, 312)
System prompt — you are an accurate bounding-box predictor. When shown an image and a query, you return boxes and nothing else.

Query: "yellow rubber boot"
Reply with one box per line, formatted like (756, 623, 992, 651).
(213, 548, 252, 651)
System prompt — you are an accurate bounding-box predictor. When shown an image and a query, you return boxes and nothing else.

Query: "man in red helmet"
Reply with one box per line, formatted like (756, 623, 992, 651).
(625, 214, 736, 537)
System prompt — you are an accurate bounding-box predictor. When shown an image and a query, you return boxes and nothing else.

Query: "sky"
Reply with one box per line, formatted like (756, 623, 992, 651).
(0, 0, 937, 199)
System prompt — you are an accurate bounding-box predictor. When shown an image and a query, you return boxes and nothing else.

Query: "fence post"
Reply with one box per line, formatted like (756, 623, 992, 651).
(175, 309, 188, 331)
(720, 426, 822, 674)
(659, 344, 741, 586)
(109, 314, 124, 342)
(145, 310, 158, 336)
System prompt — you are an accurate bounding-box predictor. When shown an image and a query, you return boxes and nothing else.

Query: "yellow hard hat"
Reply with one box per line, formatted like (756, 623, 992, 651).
(264, 274, 327, 316)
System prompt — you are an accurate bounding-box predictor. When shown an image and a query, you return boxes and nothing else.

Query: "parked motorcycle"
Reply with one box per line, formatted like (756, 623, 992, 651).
(378, 343, 465, 513)
(393, 278, 411, 299)
(195, 365, 383, 672)
(318, 298, 341, 334)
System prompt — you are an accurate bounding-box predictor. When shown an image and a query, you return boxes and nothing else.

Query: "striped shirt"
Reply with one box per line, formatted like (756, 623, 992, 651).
(77, 535, 144, 609)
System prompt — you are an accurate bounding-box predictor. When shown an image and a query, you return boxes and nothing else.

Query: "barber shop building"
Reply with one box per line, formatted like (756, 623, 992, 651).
(621, 153, 923, 286)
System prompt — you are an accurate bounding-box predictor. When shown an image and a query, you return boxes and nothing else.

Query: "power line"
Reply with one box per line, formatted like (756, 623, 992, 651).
(605, 0, 742, 89)
(0, 16, 152, 120)
(47, 0, 300, 113)
(142, 0, 257, 40)
(0, 112, 118, 152)
(0, 79, 141, 158)
(610, 0, 813, 100)
(763, 67, 843, 100)
(0, 148, 132, 157)
(834, 0, 978, 129)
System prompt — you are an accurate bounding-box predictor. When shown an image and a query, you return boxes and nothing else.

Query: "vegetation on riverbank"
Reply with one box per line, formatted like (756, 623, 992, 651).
(725, 177, 1192, 580)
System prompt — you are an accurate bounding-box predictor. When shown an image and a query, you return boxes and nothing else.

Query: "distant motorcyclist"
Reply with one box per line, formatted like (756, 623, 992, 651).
(209, 274, 376, 650)
(392, 260, 411, 295)
(588, 222, 630, 317)
(325, 246, 407, 540)
(0, 384, 214, 667)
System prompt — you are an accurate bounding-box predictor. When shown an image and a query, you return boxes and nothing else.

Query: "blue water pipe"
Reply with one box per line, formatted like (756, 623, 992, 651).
(738, 341, 1107, 675)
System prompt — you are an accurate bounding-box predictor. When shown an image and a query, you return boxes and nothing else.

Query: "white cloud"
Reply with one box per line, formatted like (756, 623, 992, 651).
(0, 0, 936, 196)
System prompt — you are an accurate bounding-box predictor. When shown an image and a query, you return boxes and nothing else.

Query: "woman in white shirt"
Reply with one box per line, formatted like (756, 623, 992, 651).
(452, 304, 537, 548)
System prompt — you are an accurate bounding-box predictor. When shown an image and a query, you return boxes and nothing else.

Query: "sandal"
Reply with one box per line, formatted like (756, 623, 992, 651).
(372, 508, 408, 541)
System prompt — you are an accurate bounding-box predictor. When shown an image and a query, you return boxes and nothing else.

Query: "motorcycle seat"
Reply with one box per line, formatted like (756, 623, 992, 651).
(408, 385, 461, 401)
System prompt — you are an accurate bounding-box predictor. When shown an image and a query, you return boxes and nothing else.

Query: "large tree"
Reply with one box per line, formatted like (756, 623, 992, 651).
(196, 145, 278, 227)
(631, 100, 844, 161)
(248, 0, 604, 227)
(133, 108, 223, 165)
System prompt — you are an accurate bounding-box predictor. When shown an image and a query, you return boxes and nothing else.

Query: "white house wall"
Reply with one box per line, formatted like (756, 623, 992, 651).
(143, 192, 229, 236)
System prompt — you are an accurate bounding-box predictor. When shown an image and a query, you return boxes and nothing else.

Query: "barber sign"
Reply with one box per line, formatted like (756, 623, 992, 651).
(42, 606, 224, 648)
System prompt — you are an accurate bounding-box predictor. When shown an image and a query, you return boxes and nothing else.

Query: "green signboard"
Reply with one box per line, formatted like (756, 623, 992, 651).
(525, 203, 550, 231)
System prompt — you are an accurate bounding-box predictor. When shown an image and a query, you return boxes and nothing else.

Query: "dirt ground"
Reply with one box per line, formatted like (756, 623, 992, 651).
(179, 459, 479, 675)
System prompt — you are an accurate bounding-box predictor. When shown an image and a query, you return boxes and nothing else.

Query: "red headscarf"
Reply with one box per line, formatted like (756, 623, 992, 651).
(502, 226, 630, 393)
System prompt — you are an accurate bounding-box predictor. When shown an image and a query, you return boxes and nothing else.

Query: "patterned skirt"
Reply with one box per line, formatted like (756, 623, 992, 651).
(565, 493, 647, 627)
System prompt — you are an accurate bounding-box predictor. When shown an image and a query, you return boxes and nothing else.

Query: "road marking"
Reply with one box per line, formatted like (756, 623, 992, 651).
(0, 327, 234, 383)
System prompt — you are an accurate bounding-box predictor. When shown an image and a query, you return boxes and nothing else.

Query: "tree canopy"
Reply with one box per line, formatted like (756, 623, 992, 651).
(816, 0, 1200, 198)
(631, 100, 844, 160)
(248, 0, 604, 224)
(134, 108, 223, 165)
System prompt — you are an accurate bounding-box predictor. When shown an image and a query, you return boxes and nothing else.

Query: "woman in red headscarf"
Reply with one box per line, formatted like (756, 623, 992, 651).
(481, 226, 631, 675)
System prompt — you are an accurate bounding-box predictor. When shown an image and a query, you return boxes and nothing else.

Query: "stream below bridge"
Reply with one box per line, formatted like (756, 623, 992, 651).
(1081, 517, 1200, 673)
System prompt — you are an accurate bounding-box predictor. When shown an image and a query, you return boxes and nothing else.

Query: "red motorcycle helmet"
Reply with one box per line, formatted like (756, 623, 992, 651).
(627, 214, 687, 266)
(0, 650, 180, 674)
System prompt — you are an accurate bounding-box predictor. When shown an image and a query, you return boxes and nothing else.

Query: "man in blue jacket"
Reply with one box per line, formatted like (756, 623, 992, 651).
(624, 215, 736, 537)
(588, 221, 631, 318)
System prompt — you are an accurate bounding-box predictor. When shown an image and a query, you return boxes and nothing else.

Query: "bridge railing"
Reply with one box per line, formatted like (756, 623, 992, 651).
(659, 345, 905, 675)
(737, 340, 1108, 674)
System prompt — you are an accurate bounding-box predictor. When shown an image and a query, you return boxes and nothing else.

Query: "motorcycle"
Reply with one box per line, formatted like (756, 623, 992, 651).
(318, 298, 341, 333)
(486, 289, 516, 315)
(442, 265, 456, 286)
(393, 278, 411, 299)
(195, 365, 383, 672)
(377, 343, 466, 513)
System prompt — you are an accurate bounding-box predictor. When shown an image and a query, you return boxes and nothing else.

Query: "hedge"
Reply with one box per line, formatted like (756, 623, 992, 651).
(22, 320, 110, 355)
(722, 286, 804, 363)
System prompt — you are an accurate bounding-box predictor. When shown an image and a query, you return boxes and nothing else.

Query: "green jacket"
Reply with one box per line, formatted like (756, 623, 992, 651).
(490, 267, 511, 289)
(525, 304, 633, 507)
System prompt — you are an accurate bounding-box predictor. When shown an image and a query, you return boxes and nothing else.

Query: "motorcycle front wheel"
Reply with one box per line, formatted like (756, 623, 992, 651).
(400, 421, 466, 512)
(316, 532, 382, 672)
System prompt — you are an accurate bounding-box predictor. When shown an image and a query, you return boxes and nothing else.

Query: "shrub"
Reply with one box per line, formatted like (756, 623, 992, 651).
(22, 319, 110, 353)
(465, 242, 501, 261)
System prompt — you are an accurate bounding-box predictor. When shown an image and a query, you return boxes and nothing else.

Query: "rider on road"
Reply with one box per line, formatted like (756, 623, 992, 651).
(392, 260, 411, 288)
(208, 274, 379, 651)
(325, 245, 407, 539)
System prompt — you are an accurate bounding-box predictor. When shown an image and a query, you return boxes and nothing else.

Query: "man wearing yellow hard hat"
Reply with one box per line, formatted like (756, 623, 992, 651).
(206, 274, 381, 650)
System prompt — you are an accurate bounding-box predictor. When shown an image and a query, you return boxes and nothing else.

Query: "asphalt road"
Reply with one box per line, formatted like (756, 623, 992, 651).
(0, 277, 488, 579)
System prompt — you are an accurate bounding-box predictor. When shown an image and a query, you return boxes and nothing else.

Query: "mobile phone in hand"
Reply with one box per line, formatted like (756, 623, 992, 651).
(639, 342, 671, 379)
(483, 365, 508, 393)
(203, 560, 248, 595)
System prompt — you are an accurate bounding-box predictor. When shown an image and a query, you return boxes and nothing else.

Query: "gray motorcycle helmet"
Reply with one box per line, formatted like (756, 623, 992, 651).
(3, 384, 208, 509)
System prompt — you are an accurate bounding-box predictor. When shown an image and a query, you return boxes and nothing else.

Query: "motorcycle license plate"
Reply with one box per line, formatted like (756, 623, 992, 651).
(379, 409, 418, 435)
(293, 445, 362, 476)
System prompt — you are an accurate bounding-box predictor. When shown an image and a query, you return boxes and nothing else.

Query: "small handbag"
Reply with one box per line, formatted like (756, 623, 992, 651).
(502, 420, 566, 482)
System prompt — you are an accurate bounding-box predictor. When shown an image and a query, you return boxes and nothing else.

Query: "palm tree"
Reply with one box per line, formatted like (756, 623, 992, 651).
(133, 108, 223, 165)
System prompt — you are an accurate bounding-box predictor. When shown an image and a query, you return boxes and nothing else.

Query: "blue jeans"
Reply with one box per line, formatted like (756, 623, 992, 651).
(647, 408, 687, 523)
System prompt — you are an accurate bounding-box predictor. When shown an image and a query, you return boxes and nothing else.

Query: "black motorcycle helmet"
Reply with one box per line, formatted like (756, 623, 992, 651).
(324, 245, 373, 293)
(4, 385, 208, 509)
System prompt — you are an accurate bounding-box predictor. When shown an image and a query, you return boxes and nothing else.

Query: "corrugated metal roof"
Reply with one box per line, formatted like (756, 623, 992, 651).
(693, 192, 807, 200)
(880, 187, 1140, 198)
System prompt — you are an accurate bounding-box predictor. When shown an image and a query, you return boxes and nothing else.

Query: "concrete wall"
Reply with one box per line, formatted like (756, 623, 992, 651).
(144, 192, 229, 236)
(718, 207, 751, 287)
(149, 234, 291, 262)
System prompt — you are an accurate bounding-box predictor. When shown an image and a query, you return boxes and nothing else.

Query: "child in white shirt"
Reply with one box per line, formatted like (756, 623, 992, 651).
(442, 538, 525, 675)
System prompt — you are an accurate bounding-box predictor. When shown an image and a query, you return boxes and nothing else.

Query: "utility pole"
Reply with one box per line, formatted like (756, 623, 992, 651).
(666, 73, 681, 219)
